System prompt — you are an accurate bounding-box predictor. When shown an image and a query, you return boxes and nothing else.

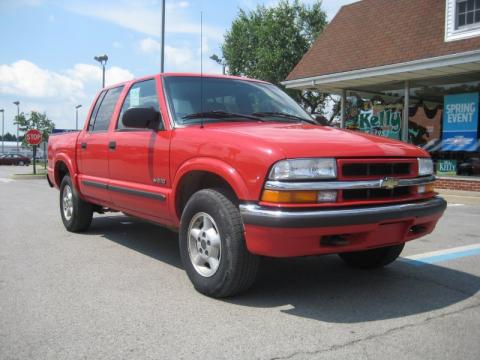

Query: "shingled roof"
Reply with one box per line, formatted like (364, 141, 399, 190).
(286, 0, 480, 81)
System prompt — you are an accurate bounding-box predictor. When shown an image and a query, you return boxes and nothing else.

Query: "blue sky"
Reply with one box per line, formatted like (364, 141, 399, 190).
(0, 0, 357, 133)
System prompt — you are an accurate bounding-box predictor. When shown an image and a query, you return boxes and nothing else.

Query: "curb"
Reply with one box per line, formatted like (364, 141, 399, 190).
(11, 174, 47, 180)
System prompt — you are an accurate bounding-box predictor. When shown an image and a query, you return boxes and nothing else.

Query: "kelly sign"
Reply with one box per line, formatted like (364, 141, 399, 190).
(437, 159, 457, 176)
(442, 92, 479, 151)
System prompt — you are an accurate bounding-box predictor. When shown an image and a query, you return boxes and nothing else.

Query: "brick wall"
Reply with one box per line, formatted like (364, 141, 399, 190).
(435, 177, 480, 192)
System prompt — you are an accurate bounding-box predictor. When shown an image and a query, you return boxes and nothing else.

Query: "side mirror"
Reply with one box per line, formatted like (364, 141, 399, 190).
(122, 107, 160, 129)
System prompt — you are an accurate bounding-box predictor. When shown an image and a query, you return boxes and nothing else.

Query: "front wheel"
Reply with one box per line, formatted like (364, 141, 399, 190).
(338, 243, 405, 269)
(60, 175, 93, 232)
(179, 189, 259, 298)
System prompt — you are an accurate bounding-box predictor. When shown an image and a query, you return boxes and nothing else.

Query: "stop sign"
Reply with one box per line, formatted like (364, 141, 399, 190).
(25, 129, 42, 146)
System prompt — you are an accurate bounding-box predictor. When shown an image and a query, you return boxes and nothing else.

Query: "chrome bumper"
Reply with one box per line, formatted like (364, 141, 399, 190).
(239, 197, 447, 228)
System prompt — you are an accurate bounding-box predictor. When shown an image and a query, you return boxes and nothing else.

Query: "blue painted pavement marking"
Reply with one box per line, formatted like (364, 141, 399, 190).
(401, 244, 480, 267)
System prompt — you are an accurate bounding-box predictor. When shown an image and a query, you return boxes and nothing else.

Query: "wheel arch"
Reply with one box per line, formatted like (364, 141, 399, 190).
(53, 154, 76, 188)
(172, 158, 249, 220)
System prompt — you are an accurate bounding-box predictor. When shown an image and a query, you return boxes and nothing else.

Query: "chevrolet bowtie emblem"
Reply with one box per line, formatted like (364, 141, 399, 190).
(381, 177, 399, 189)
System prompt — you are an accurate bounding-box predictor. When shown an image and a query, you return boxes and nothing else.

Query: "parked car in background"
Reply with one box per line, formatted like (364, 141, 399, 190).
(458, 157, 480, 176)
(0, 154, 31, 166)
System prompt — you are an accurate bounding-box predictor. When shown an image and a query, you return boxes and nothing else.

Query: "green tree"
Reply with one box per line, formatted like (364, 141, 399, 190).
(14, 111, 55, 174)
(220, 0, 330, 116)
(1, 132, 17, 141)
(14, 111, 55, 147)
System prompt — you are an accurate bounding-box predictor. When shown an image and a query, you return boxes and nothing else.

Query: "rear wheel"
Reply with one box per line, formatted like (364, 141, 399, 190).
(338, 243, 405, 269)
(60, 175, 93, 232)
(179, 189, 259, 298)
(18, 161, 24, 166)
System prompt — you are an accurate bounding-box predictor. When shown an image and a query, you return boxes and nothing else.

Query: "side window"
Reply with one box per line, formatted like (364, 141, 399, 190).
(87, 91, 106, 131)
(117, 79, 159, 130)
(90, 86, 124, 132)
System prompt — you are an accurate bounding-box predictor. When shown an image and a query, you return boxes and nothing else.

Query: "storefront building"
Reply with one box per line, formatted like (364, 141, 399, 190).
(283, 0, 480, 191)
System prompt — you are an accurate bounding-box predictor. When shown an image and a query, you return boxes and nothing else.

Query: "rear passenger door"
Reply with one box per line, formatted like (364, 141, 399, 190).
(77, 86, 124, 205)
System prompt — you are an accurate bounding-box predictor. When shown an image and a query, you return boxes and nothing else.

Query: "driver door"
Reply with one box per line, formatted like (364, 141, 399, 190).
(108, 78, 171, 220)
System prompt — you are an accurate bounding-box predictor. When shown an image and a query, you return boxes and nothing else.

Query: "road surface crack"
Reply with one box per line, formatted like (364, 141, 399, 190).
(269, 301, 480, 360)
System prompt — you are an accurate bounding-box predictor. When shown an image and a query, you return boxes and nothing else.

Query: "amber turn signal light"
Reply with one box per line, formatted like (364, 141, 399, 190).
(418, 183, 435, 194)
(261, 190, 337, 203)
(262, 190, 317, 203)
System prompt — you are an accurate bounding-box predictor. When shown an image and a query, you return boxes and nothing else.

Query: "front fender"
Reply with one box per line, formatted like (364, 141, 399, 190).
(172, 157, 250, 200)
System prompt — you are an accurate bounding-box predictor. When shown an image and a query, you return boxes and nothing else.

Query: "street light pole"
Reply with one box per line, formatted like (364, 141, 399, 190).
(13, 101, 20, 153)
(0, 109, 4, 154)
(161, 0, 166, 73)
(75, 104, 82, 130)
(94, 54, 109, 88)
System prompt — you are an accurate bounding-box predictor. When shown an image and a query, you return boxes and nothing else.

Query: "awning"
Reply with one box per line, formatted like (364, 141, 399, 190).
(282, 50, 480, 94)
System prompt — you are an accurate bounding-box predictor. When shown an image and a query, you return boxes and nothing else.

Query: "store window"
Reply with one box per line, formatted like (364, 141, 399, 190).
(345, 85, 405, 141)
(409, 75, 480, 178)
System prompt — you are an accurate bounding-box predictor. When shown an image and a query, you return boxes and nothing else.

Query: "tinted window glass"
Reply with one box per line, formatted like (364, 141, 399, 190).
(117, 79, 159, 129)
(87, 91, 106, 131)
(91, 86, 124, 131)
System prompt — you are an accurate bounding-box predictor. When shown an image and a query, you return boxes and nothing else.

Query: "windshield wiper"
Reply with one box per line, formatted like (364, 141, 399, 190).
(251, 111, 317, 125)
(182, 110, 265, 122)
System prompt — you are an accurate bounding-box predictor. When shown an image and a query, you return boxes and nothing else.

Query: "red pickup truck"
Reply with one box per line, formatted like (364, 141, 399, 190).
(48, 73, 446, 297)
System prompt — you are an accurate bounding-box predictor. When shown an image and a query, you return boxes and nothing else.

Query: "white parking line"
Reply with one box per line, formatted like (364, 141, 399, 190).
(0, 178, 14, 183)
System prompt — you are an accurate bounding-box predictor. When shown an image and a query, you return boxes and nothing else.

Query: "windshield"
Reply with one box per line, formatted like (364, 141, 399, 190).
(163, 76, 312, 126)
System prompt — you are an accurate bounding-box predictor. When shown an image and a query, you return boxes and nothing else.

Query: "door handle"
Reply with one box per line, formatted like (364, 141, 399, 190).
(108, 141, 116, 150)
(81, 142, 87, 149)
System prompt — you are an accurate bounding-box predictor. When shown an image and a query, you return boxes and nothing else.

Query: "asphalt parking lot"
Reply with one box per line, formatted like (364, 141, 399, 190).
(1, 165, 479, 360)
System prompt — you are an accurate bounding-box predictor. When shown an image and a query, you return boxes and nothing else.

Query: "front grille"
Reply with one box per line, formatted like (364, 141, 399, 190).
(342, 162, 411, 178)
(343, 186, 411, 201)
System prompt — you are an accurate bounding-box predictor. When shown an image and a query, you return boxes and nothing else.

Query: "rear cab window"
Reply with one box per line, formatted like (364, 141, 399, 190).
(87, 86, 124, 132)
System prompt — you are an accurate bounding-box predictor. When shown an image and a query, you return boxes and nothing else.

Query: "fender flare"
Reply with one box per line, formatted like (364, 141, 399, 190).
(53, 153, 77, 189)
(171, 157, 250, 215)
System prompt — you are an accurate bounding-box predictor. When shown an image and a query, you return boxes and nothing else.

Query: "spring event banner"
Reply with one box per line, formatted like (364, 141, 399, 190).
(442, 92, 479, 151)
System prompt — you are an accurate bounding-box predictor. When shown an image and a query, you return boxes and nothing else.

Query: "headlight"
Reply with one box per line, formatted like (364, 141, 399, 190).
(269, 158, 337, 180)
(418, 158, 434, 176)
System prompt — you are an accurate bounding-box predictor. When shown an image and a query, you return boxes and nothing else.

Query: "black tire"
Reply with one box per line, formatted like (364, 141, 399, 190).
(18, 161, 24, 166)
(59, 175, 93, 232)
(338, 243, 405, 269)
(179, 189, 259, 298)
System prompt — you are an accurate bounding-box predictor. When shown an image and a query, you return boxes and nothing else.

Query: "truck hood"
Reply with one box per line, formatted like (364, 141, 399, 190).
(204, 122, 427, 158)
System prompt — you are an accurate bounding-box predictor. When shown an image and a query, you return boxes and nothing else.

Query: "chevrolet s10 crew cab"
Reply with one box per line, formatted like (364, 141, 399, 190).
(48, 73, 447, 297)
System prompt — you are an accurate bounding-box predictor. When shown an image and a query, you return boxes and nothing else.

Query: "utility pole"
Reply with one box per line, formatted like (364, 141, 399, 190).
(75, 104, 82, 130)
(161, 0, 166, 73)
(13, 101, 20, 153)
(94, 54, 109, 88)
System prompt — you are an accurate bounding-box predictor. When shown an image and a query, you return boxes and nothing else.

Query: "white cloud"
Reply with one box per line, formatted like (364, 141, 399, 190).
(67, 63, 134, 87)
(138, 37, 221, 74)
(139, 37, 161, 54)
(64, 1, 223, 40)
(0, 60, 83, 100)
(0, 60, 134, 132)
(0, 60, 134, 101)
